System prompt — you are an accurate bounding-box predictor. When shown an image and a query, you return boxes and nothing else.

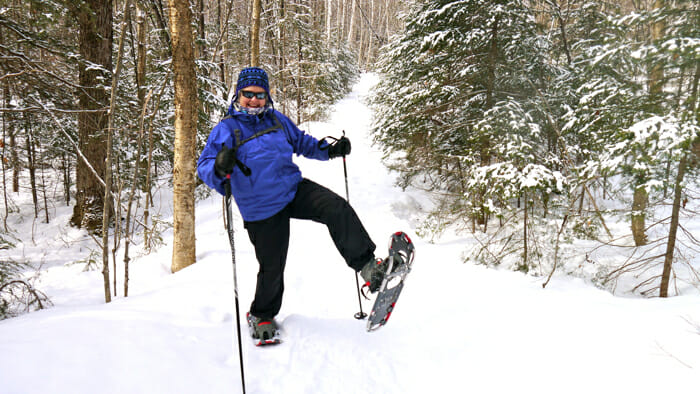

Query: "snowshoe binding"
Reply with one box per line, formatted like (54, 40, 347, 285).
(360, 256, 391, 294)
(247, 313, 282, 346)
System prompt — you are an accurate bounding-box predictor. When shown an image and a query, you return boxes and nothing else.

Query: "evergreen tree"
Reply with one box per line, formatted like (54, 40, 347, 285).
(566, 1, 698, 237)
(372, 0, 565, 270)
(590, 1, 699, 295)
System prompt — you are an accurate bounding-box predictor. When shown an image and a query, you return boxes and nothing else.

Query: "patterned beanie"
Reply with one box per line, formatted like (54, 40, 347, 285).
(234, 67, 272, 104)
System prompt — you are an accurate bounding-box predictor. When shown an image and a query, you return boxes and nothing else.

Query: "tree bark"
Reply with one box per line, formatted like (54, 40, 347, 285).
(70, 0, 113, 232)
(279, 0, 287, 112)
(649, 0, 665, 99)
(136, 4, 147, 107)
(339, 0, 346, 42)
(10, 109, 19, 194)
(347, 0, 356, 43)
(146, 0, 172, 52)
(659, 154, 687, 297)
(326, 0, 332, 43)
(555, 2, 572, 65)
(169, 0, 198, 273)
(62, 153, 71, 206)
(197, 0, 207, 59)
(631, 186, 648, 246)
(296, 25, 302, 124)
(2, 83, 19, 194)
(522, 191, 528, 272)
(25, 115, 37, 219)
(251, 0, 262, 66)
(1, 94, 8, 231)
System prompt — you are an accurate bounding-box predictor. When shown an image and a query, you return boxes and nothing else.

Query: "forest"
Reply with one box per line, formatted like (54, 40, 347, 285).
(1, 0, 698, 319)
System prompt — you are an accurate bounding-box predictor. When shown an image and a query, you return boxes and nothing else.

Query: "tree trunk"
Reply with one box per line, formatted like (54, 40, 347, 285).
(135, 4, 149, 185)
(25, 115, 38, 219)
(136, 4, 147, 107)
(554, 2, 572, 65)
(339, 0, 346, 43)
(474, 14, 499, 227)
(10, 108, 19, 194)
(124, 90, 152, 297)
(144, 79, 168, 252)
(297, 26, 302, 124)
(631, 186, 648, 246)
(146, 0, 172, 52)
(62, 152, 71, 206)
(326, 0, 332, 43)
(522, 191, 528, 273)
(631, 0, 664, 247)
(384, 0, 390, 43)
(347, 0, 356, 43)
(484, 15, 498, 165)
(357, 4, 365, 68)
(70, 0, 113, 232)
(169, 0, 198, 273)
(660, 154, 687, 297)
(279, 0, 287, 113)
(367, 0, 375, 66)
(251, 0, 262, 66)
(649, 0, 665, 100)
(2, 83, 19, 194)
(1, 100, 8, 231)
(215, 0, 230, 96)
(37, 127, 49, 223)
(197, 0, 207, 59)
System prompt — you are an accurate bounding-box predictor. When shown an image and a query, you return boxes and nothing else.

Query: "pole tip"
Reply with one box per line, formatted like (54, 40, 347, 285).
(354, 312, 367, 320)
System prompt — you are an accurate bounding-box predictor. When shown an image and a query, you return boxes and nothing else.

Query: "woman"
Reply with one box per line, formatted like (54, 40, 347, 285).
(197, 67, 389, 341)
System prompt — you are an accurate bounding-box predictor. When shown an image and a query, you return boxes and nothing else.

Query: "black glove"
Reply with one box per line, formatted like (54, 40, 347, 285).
(327, 136, 351, 159)
(214, 145, 237, 178)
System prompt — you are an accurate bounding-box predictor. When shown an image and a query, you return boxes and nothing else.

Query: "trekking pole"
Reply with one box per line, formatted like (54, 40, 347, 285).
(340, 131, 367, 320)
(224, 177, 246, 394)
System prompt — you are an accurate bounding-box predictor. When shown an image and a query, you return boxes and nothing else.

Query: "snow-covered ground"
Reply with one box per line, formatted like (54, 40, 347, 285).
(1, 74, 699, 394)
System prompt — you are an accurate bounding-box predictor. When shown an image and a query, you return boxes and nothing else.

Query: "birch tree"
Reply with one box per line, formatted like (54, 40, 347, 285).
(169, 0, 198, 273)
(251, 0, 261, 66)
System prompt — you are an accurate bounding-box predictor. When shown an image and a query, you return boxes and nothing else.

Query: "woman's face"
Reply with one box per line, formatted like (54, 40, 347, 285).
(239, 86, 267, 109)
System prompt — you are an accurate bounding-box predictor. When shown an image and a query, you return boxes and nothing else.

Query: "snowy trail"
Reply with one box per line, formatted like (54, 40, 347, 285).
(1, 74, 699, 394)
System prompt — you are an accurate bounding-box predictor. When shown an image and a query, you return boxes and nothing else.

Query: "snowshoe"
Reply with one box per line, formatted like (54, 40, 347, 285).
(367, 231, 415, 332)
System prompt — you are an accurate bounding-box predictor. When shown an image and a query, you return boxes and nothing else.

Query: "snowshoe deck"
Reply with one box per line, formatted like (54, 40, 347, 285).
(367, 231, 415, 332)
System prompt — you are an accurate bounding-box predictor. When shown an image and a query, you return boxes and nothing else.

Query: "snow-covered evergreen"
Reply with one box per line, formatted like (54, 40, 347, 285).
(370, 0, 699, 289)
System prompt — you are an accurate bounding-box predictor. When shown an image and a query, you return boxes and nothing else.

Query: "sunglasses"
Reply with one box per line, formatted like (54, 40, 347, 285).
(241, 91, 267, 100)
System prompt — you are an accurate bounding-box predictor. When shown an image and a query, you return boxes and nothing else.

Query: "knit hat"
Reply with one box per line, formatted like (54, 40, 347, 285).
(234, 67, 273, 104)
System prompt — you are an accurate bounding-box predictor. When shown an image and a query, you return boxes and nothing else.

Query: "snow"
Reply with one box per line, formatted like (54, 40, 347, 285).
(1, 74, 699, 394)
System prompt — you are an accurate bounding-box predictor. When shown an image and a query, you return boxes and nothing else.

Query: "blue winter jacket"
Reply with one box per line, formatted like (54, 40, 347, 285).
(197, 107, 330, 222)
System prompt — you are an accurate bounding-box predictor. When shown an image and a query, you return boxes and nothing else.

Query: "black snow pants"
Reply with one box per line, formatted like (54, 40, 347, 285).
(243, 178, 376, 319)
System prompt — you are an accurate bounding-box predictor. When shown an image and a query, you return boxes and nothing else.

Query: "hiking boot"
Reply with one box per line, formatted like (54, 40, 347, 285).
(247, 313, 278, 340)
(360, 257, 390, 293)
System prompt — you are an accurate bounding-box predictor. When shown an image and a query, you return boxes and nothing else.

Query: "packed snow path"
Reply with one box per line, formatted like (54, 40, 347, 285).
(1, 75, 698, 394)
